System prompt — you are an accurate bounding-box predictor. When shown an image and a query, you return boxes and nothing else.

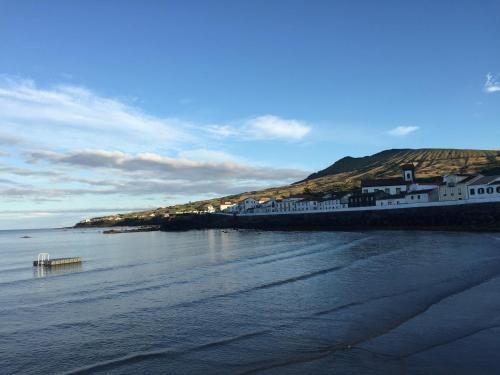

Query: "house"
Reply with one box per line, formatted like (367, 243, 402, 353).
(361, 178, 408, 195)
(317, 191, 350, 210)
(238, 198, 258, 211)
(318, 198, 341, 211)
(220, 201, 236, 212)
(376, 193, 407, 207)
(438, 174, 482, 201)
(205, 204, 215, 213)
(349, 191, 388, 208)
(467, 176, 500, 200)
(294, 198, 319, 212)
(405, 188, 439, 204)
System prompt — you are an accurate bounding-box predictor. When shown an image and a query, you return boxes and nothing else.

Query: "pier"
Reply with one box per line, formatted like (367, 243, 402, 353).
(33, 253, 82, 267)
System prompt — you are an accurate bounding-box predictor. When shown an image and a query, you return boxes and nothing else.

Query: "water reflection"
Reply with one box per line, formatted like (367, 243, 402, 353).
(33, 263, 83, 278)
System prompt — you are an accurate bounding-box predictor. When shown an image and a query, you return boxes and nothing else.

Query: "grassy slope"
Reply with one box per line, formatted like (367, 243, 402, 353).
(79, 148, 500, 225)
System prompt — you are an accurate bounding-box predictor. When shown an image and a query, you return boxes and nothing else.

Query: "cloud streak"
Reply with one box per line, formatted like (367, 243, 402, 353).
(206, 115, 311, 141)
(387, 125, 419, 137)
(27, 149, 308, 182)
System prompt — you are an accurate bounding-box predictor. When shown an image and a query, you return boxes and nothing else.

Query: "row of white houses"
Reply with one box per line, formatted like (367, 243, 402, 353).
(220, 164, 500, 215)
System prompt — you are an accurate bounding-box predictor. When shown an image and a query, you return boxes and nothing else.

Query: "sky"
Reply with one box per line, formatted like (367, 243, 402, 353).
(0, 0, 499, 229)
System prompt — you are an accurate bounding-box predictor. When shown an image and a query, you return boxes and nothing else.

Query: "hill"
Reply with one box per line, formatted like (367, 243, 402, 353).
(75, 148, 500, 227)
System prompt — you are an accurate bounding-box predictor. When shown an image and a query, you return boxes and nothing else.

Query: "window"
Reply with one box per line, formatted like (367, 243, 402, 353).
(385, 188, 390, 193)
(362, 189, 368, 193)
(470, 188, 475, 195)
(396, 188, 401, 194)
(497, 187, 500, 193)
(417, 195, 421, 199)
(487, 187, 493, 194)
(478, 188, 485, 194)
(411, 195, 414, 200)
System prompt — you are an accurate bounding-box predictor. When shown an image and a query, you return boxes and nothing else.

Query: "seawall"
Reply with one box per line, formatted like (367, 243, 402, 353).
(160, 202, 500, 231)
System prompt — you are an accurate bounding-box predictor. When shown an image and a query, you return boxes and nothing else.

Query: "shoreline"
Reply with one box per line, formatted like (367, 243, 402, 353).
(159, 201, 500, 232)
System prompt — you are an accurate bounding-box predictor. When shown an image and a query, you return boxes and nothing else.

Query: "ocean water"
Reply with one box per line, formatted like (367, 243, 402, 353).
(1, 228, 500, 375)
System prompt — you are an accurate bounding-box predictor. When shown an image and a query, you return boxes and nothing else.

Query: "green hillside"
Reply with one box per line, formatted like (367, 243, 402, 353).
(76, 148, 500, 227)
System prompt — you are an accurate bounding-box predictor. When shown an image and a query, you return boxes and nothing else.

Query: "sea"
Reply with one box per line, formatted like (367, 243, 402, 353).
(1, 228, 500, 375)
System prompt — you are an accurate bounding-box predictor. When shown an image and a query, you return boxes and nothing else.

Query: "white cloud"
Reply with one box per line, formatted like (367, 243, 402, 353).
(484, 73, 500, 93)
(0, 76, 195, 150)
(387, 125, 420, 137)
(244, 115, 310, 140)
(204, 115, 311, 141)
(0, 77, 313, 151)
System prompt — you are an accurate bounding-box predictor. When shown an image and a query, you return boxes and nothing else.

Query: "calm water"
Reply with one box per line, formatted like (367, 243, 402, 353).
(1, 228, 500, 375)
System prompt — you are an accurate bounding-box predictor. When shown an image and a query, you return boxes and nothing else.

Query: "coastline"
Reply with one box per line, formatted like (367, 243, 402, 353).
(159, 201, 500, 232)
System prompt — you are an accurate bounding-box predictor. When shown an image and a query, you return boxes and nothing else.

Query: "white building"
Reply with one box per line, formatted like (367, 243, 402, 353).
(439, 174, 482, 201)
(220, 201, 236, 212)
(238, 198, 258, 211)
(405, 188, 438, 204)
(467, 176, 500, 200)
(376, 194, 407, 207)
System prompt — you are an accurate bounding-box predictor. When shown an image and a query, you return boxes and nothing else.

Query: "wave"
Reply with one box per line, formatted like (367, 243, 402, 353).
(59, 330, 271, 375)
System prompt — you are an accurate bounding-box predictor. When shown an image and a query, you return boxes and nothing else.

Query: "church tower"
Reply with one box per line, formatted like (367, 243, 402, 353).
(401, 164, 415, 182)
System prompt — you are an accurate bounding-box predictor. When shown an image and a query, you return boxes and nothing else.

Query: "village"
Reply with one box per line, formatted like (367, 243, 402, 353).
(219, 164, 500, 215)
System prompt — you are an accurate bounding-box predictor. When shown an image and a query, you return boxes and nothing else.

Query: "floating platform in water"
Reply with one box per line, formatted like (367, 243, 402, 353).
(33, 253, 82, 267)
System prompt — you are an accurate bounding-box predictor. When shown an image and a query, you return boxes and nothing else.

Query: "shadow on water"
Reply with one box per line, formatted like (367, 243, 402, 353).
(33, 263, 83, 278)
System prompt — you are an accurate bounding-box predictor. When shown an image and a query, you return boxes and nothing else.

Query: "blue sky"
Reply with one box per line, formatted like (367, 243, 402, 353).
(0, 0, 499, 229)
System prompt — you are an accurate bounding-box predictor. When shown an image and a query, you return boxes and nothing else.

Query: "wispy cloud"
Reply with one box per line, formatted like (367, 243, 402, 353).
(387, 125, 419, 137)
(244, 115, 311, 140)
(0, 76, 195, 150)
(484, 73, 500, 93)
(27, 149, 308, 182)
(0, 77, 313, 151)
(206, 115, 311, 141)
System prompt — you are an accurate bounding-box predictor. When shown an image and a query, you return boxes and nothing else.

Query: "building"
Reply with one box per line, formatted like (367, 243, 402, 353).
(216, 164, 500, 217)
(401, 164, 416, 182)
(376, 193, 406, 207)
(361, 164, 416, 194)
(438, 174, 482, 201)
(361, 164, 441, 195)
(220, 201, 236, 212)
(405, 188, 439, 204)
(467, 176, 500, 200)
(238, 198, 258, 211)
(361, 178, 408, 195)
(348, 191, 388, 208)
